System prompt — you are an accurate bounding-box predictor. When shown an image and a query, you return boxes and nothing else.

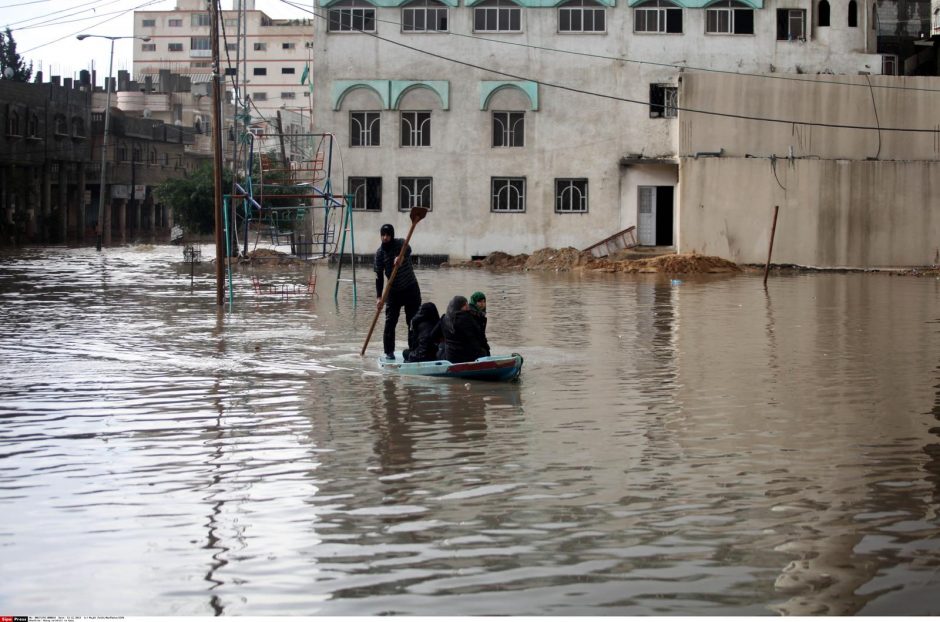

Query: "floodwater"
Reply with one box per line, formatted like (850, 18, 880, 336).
(1, 244, 939, 616)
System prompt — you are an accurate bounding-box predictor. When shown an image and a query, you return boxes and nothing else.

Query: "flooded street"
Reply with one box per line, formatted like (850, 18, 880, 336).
(1, 244, 939, 615)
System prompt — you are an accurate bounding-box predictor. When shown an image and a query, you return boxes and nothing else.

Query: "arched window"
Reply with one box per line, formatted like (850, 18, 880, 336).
(132, 142, 142, 162)
(55, 114, 68, 135)
(848, 0, 858, 27)
(149, 148, 157, 164)
(117, 142, 128, 161)
(818, 0, 830, 26)
(28, 113, 39, 137)
(72, 117, 85, 138)
(7, 109, 19, 136)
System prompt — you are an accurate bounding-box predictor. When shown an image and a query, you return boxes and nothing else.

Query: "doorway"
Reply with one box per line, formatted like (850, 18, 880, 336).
(637, 185, 674, 246)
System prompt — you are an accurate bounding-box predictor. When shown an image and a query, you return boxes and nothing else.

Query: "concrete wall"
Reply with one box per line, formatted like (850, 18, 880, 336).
(677, 70, 940, 267)
(679, 158, 940, 267)
(313, 0, 883, 258)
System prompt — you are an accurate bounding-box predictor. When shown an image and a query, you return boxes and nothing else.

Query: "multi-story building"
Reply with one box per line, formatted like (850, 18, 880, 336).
(134, 0, 313, 128)
(311, 0, 887, 259)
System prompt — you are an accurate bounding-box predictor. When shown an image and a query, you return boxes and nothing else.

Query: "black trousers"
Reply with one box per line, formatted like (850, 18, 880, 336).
(383, 281, 421, 357)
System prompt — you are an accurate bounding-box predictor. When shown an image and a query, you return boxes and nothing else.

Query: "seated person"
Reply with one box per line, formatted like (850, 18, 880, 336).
(468, 291, 490, 357)
(403, 302, 442, 362)
(439, 295, 488, 363)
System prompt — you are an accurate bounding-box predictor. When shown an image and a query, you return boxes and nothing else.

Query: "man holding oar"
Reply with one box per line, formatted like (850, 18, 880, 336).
(373, 223, 422, 360)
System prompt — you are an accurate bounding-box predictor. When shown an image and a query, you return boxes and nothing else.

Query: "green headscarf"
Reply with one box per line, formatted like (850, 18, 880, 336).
(470, 291, 486, 310)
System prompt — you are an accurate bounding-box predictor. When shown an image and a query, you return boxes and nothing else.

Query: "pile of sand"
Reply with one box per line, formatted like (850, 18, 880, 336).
(451, 248, 740, 274)
(240, 248, 306, 266)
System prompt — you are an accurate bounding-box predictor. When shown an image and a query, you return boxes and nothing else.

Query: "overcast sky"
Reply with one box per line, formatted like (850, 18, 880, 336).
(4, 0, 311, 86)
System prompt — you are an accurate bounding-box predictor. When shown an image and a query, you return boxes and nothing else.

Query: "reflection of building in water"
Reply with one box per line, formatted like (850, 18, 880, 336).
(669, 276, 940, 614)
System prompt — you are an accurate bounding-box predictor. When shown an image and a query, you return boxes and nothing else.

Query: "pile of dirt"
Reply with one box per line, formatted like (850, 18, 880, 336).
(452, 248, 741, 274)
(239, 248, 306, 266)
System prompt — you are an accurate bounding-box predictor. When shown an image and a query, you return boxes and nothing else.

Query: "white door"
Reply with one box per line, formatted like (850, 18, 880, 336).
(637, 186, 656, 246)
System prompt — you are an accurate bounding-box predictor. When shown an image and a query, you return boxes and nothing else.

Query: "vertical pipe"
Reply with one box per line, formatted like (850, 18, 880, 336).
(96, 39, 115, 251)
(763, 205, 780, 287)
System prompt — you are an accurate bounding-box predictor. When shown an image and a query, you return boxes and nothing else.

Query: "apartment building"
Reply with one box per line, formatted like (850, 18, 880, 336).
(133, 0, 313, 126)
(311, 0, 886, 259)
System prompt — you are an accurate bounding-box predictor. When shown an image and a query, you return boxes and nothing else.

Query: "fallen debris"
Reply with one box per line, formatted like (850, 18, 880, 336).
(449, 248, 741, 274)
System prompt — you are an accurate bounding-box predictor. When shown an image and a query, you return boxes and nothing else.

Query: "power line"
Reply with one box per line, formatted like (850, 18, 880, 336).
(7, 0, 118, 29)
(21, 0, 164, 53)
(279, 0, 940, 95)
(282, 2, 940, 134)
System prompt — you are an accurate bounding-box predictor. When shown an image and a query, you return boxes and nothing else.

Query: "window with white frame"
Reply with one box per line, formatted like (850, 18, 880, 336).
(225, 42, 237, 51)
(283, 42, 296, 49)
(491, 177, 526, 212)
(168, 43, 184, 52)
(649, 84, 678, 118)
(474, 0, 522, 32)
(399, 177, 432, 211)
(559, 0, 606, 32)
(403, 0, 449, 32)
(169, 18, 182, 27)
(224, 18, 237, 26)
(281, 92, 297, 99)
(142, 43, 156, 52)
(191, 37, 211, 50)
(351, 111, 380, 146)
(253, 92, 268, 101)
(555, 179, 588, 213)
(253, 42, 267, 51)
(634, 0, 683, 33)
(350, 177, 383, 211)
(401, 111, 431, 147)
(142, 19, 156, 27)
(705, 0, 754, 34)
(192, 13, 211, 27)
(493, 111, 524, 147)
(328, 2, 377, 32)
(776, 8, 806, 40)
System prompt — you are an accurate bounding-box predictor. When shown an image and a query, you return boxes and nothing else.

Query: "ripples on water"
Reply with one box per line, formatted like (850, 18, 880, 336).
(1, 245, 939, 615)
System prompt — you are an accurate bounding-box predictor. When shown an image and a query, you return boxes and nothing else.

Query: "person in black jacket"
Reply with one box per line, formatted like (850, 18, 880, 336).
(439, 295, 488, 363)
(468, 291, 490, 357)
(403, 302, 442, 362)
(375, 223, 422, 360)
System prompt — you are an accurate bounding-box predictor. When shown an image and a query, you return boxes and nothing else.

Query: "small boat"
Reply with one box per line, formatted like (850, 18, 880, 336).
(379, 352, 523, 381)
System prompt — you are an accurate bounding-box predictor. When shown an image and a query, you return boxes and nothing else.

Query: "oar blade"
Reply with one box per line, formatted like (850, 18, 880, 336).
(410, 206, 429, 224)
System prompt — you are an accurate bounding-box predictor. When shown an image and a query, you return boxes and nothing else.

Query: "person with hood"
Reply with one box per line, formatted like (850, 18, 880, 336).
(439, 295, 488, 363)
(468, 291, 490, 357)
(374, 223, 422, 360)
(403, 302, 442, 363)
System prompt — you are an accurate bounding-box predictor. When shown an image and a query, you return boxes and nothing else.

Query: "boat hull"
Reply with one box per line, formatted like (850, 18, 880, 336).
(379, 353, 523, 381)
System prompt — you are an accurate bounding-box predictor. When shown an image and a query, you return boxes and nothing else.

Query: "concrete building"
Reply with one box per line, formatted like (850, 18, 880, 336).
(133, 0, 314, 127)
(0, 74, 91, 245)
(311, 0, 889, 260)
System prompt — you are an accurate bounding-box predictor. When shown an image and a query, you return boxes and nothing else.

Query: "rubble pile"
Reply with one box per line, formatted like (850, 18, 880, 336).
(451, 248, 741, 274)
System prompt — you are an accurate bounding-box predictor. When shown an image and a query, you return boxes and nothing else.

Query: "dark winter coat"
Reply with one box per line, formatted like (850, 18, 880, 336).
(374, 238, 417, 297)
(439, 296, 488, 363)
(467, 307, 490, 357)
(406, 302, 442, 362)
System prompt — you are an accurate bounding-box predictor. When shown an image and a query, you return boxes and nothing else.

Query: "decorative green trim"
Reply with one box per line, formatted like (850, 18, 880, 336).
(321, 0, 458, 7)
(627, 0, 762, 7)
(390, 80, 450, 110)
(332, 80, 390, 110)
(466, 0, 615, 6)
(480, 81, 538, 111)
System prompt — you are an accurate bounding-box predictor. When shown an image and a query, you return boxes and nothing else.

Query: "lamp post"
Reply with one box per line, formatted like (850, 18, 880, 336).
(76, 34, 150, 251)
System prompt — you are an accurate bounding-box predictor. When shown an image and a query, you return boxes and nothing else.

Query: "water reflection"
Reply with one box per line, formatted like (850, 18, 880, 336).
(0, 248, 939, 615)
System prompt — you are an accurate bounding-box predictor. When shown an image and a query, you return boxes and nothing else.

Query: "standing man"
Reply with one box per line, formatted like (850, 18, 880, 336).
(375, 223, 422, 360)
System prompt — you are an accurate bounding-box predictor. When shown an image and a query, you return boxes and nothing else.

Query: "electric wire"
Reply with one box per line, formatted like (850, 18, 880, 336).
(21, 0, 165, 54)
(283, 2, 940, 134)
(279, 0, 940, 94)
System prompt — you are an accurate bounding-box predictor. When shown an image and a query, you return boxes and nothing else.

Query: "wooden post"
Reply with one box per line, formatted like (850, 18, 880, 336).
(763, 205, 780, 287)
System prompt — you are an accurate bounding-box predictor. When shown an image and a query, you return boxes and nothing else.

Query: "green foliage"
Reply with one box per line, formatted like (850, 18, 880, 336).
(0, 28, 32, 82)
(155, 162, 233, 235)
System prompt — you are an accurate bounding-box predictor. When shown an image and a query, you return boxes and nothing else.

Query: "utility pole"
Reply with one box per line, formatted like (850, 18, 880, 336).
(210, 0, 225, 306)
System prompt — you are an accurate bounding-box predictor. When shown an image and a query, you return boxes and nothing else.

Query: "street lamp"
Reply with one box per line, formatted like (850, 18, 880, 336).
(76, 33, 151, 251)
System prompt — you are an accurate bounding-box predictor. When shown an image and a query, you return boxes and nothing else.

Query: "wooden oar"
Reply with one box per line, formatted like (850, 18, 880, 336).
(360, 206, 429, 356)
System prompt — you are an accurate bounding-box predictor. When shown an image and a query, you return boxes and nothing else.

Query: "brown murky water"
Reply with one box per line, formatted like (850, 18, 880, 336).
(1, 245, 939, 615)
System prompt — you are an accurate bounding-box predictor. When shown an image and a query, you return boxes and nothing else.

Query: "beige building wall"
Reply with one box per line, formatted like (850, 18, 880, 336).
(133, 1, 312, 121)
(677, 69, 940, 268)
